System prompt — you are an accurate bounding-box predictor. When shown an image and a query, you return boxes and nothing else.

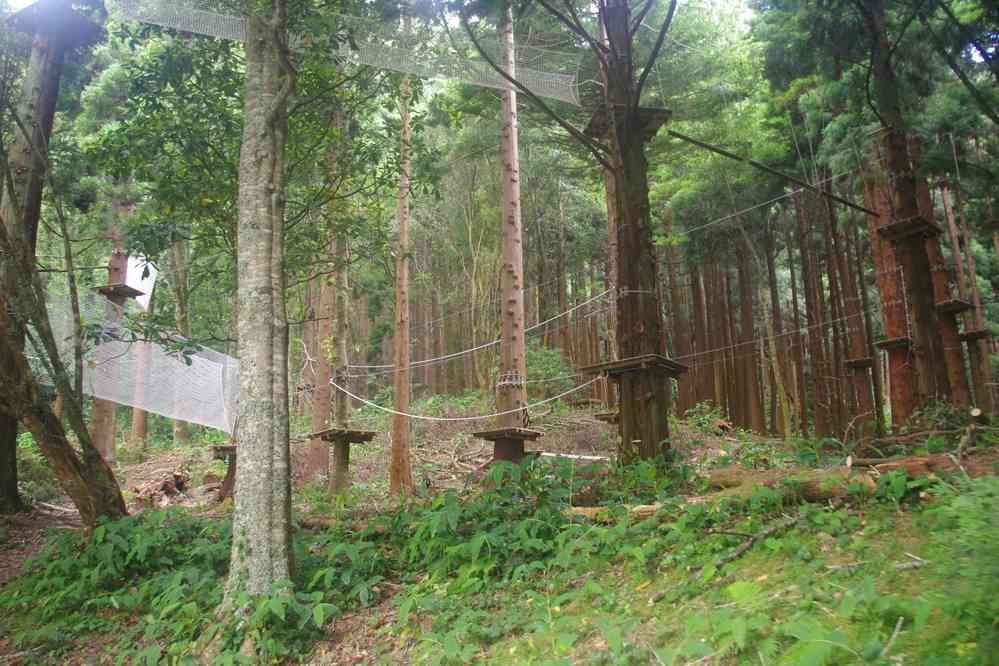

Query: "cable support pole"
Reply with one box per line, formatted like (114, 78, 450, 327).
(666, 130, 878, 217)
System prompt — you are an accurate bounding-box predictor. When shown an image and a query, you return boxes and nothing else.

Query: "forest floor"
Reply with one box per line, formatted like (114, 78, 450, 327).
(1, 401, 997, 664)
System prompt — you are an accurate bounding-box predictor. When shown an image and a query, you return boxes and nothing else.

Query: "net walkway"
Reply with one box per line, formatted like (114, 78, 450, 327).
(35, 296, 239, 433)
(114, 0, 582, 104)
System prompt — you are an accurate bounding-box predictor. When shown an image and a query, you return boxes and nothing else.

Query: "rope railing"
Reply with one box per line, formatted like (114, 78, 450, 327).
(329, 376, 599, 422)
(347, 288, 611, 371)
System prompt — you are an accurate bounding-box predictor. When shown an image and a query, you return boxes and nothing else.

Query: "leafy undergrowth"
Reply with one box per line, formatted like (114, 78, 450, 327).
(1, 441, 998, 665)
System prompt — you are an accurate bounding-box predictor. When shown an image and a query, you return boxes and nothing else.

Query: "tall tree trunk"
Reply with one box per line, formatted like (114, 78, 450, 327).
(862, 0, 945, 418)
(665, 216, 692, 414)
(849, 223, 886, 436)
(794, 193, 829, 437)
(90, 204, 132, 467)
(738, 239, 765, 433)
(603, 0, 671, 461)
(556, 179, 570, 360)
(389, 56, 414, 494)
(171, 238, 191, 445)
(306, 244, 335, 480)
(821, 211, 848, 434)
(225, 4, 294, 600)
(330, 238, 352, 494)
(914, 176, 969, 406)
(495, 1, 529, 431)
(863, 170, 918, 428)
(130, 287, 155, 450)
(603, 165, 619, 408)
(784, 225, 807, 433)
(431, 287, 446, 395)
(954, 183, 994, 412)
(828, 205, 876, 428)
(0, 20, 65, 514)
(764, 221, 791, 436)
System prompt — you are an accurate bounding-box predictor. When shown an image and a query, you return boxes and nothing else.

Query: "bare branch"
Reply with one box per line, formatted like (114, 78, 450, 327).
(632, 0, 677, 113)
(629, 0, 655, 38)
(459, 13, 613, 170)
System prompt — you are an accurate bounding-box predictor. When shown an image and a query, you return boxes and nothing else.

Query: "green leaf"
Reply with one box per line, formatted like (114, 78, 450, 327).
(267, 597, 286, 621)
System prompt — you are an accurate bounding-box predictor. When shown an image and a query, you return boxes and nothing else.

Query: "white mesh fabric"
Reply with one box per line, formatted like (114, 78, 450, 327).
(114, 0, 581, 104)
(37, 295, 239, 433)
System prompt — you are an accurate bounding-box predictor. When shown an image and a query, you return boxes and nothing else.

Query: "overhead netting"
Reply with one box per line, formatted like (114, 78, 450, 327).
(114, 0, 582, 105)
(33, 295, 238, 433)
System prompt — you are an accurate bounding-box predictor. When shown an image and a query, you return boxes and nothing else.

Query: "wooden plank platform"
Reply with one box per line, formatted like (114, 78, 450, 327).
(472, 427, 543, 442)
(96, 283, 144, 300)
(315, 428, 377, 444)
(960, 328, 991, 343)
(580, 353, 688, 379)
(935, 299, 973, 315)
(472, 427, 543, 464)
(10, 0, 103, 47)
(875, 337, 912, 350)
(875, 216, 942, 242)
(844, 357, 874, 369)
(584, 105, 671, 143)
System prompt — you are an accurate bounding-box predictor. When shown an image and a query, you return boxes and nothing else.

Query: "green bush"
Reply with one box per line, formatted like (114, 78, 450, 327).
(926, 476, 999, 662)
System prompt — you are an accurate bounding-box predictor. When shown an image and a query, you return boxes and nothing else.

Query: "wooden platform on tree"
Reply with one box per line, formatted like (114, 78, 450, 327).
(845, 357, 874, 369)
(581, 354, 688, 379)
(96, 283, 144, 301)
(9, 0, 103, 47)
(314, 428, 377, 444)
(472, 427, 543, 443)
(960, 328, 991, 343)
(472, 427, 543, 463)
(935, 299, 973, 315)
(584, 105, 671, 143)
(875, 337, 912, 350)
(875, 215, 942, 242)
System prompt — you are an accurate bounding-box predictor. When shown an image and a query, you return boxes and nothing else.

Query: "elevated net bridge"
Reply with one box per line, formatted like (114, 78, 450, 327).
(114, 0, 583, 105)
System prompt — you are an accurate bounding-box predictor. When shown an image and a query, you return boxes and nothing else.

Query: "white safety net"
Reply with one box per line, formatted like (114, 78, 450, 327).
(35, 295, 239, 433)
(114, 0, 582, 105)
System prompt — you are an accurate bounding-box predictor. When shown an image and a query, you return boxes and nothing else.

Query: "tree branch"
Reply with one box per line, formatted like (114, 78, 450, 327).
(459, 13, 612, 170)
(918, 14, 999, 127)
(632, 0, 677, 113)
(629, 0, 655, 38)
(531, 0, 607, 62)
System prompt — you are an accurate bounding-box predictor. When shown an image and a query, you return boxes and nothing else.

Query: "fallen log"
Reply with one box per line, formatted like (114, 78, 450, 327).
(707, 467, 876, 502)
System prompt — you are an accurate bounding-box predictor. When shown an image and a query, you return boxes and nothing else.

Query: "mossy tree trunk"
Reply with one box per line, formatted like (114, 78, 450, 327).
(0, 25, 126, 523)
(225, 2, 295, 599)
(0, 28, 63, 513)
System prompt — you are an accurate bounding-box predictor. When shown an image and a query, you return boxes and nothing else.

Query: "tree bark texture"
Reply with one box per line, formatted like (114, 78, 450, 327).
(226, 5, 294, 599)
